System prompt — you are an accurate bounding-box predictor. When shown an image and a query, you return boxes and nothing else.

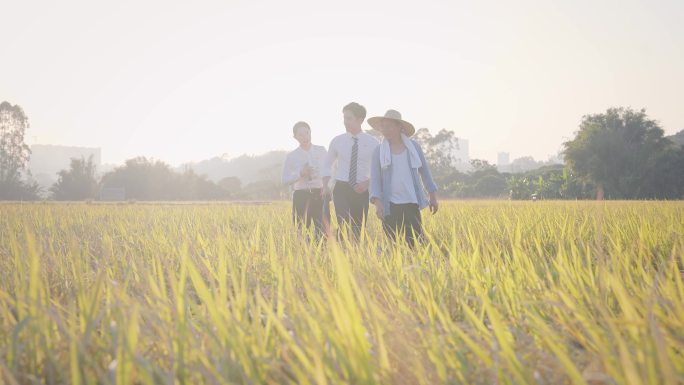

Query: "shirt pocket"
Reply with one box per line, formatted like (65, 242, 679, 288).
(359, 143, 374, 163)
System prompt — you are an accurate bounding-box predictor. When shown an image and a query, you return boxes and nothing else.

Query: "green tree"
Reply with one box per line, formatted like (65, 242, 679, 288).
(639, 145, 684, 199)
(101, 157, 178, 200)
(563, 107, 670, 199)
(413, 128, 464, 195)
(100, 157, 231, 200)
(473, 174, 507, 197)
(508, 175, 534, 200)
(507, 166, 594, 200)
(174, 168, 228, 200)
(666, 129, 684, 147)
(218, 176, 243, 198)
(50, 156, 99, 200)
(470, 159, 496, 173)
(241, 180, 284, 200)
(413, 128, 461, 170)
(509, 156, 544, 173)
(0, 101, 40, 200)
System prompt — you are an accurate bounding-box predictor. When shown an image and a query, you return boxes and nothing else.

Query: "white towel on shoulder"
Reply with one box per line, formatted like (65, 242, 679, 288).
(379, 133, 422, 169)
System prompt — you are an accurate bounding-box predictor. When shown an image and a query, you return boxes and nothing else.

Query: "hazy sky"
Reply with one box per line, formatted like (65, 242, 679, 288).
(2, 0, 683, 165)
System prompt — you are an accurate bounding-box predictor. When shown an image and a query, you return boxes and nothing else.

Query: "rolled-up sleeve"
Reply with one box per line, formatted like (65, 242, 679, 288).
(317, 147, 328, 173)
(369, 146, 382, 202)
(321, 138, 336, 178)
(281, 154, 299, 186)
(415, 143, 438, 193)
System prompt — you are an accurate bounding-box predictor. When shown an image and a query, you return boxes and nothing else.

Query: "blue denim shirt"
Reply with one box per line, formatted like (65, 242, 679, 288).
(369, 139, 438, 219)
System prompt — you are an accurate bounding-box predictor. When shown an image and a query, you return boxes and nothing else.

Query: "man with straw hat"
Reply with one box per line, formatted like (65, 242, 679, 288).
(368, 109, 438, 247)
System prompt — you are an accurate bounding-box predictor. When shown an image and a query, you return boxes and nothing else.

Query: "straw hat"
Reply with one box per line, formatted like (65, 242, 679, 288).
(368, 109, 416, 137)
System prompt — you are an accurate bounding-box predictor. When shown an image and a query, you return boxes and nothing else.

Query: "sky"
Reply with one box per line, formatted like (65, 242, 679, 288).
(2, 0, 683, 166)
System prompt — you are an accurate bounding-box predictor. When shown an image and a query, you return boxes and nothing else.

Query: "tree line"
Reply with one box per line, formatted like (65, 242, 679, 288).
(1, 100, 683, 201)
(402, 107, 683, 200)
(48, 156, 287, 201)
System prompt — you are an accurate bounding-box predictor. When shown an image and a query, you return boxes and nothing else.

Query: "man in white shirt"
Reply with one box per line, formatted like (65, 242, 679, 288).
(282, 121, 329, 239)
(322, 102, 380, 240)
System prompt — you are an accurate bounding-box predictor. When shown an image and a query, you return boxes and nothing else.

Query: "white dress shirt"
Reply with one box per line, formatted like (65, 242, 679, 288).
(322, 132, 379, 183)
(282, 145, 327, 190)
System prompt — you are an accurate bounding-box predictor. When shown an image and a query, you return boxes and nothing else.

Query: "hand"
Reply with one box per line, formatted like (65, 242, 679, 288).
(374, 202, 384, 219)
(429, 193, 438, 214)
(353, 180, 369, 193)
(300, 165, 313, 179)
(321, 185, 330, 199)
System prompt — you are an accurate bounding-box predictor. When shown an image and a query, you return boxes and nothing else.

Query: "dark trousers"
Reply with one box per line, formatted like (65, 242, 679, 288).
(293, 189, 328, 238)
(332, 181, 369, 240)
(382, 202, 423, 248)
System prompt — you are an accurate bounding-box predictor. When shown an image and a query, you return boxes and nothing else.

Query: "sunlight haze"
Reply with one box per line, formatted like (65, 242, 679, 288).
(2, 0, 682, 166)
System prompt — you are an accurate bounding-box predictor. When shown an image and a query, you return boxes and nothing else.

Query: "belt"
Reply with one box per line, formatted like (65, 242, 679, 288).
(335, 180, 360, 185)
(295, 188, 322, 194)
(335, 180, 367, 187)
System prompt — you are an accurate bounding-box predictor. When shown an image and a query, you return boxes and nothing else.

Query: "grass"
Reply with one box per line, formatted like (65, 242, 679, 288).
(0, 201, 682, 384)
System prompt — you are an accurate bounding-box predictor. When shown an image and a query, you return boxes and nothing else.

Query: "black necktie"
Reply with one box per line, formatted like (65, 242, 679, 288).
(349, 137, 358, 185)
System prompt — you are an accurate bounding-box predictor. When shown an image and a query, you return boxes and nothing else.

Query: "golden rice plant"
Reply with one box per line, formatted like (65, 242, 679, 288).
(0, 201, 682, 384)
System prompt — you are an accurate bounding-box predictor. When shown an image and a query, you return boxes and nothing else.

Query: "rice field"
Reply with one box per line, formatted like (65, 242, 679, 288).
(0, 201, 682, 385)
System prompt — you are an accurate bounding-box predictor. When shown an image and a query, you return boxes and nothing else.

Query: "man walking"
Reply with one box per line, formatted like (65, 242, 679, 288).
(322, 102, 379, 240)
(368, 110, 438, 248)
(282, 121, 329, 239)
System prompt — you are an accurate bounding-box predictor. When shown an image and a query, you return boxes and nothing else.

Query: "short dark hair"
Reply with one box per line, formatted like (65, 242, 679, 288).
(342, 102, 366, 120)
(292, 121, 310, 135)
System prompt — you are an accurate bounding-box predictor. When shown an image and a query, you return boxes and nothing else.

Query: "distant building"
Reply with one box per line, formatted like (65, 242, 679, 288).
(497, 152, 510, 172)
(450, 138, 470, 172)
(28, 144, 102, 188)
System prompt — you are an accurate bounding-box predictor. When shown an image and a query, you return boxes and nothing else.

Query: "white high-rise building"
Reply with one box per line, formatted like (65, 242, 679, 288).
(497, 152, 510, 172)
(451, 138, 470, 172)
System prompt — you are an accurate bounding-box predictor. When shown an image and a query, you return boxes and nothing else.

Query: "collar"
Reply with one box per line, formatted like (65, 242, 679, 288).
(345, 131, 363, 140)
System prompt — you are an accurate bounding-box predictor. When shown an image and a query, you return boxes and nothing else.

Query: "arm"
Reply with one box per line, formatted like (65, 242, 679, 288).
(317, 146, 328, 177)
(281, 154, 306, 186)
(353, 136, 379, 193)
(414, 141, 439, 213)
(321, 138, 336, 180)
(369, 146, 384, 218)
(321, 138, 336, 195)
(414, 141, 437, 193)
